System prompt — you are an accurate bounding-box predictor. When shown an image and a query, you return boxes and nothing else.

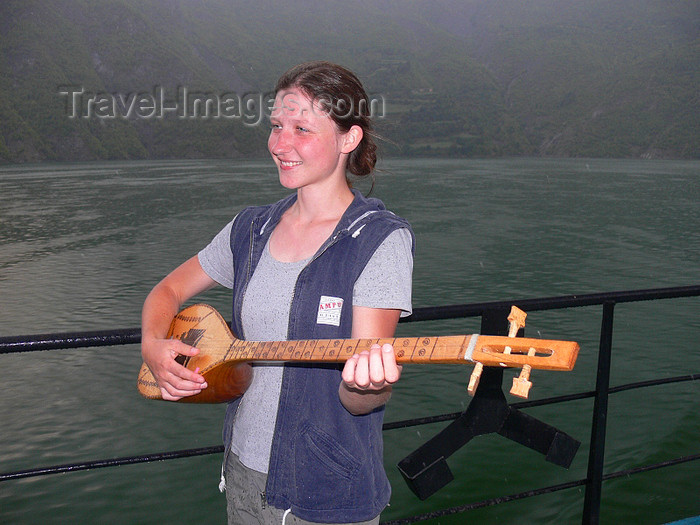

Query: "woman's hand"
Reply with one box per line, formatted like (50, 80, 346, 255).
(141, 336, 207, 401)
(140, 255, 217, 401)
(341, 343, 402, 391)
(340, 306, 403, 415)
(340, 343, 402, 415)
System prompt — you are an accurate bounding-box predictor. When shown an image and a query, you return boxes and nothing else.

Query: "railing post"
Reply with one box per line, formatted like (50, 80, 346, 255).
(582, 301, 616, 524)
(480, 306, 510, 336)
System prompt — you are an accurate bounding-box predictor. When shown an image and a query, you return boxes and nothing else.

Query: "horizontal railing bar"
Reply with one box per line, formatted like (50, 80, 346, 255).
(383, 393, 599, 431)
(603, 453, 700, 480)
(383, 411, 464, 431)
(380, 479, 589, 524)
(383, 373, 700, 429)
(0, 329, 141, 354)
(2, 285, 698, 354)
(510, 372, 700, 410)
(403, 284, 700, 322)
(0, 446, 225, 482)
(608, 373, 700, 394)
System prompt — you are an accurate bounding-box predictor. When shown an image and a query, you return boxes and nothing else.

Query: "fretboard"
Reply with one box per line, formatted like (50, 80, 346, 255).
(229, 335, 473, 364)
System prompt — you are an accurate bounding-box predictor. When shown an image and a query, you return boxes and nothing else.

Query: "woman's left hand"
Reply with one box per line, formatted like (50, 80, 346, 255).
(341, 307, 403, 414)
(342, 343, 402, 390)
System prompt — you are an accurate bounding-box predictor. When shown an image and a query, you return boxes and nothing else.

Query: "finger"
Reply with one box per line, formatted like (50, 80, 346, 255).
(342, 354, 359, 387)
(380, 344, 401, 384)
(168, 339, 200, 359)
(353, 351, 371, 388)
(161, 370, 207, 397)
(160, 382, 203, 401)
(177, 364, 207, 385)
(160, 388, 182, 402)
(369, 344, 386, 386)
(166, 367, 208, 390)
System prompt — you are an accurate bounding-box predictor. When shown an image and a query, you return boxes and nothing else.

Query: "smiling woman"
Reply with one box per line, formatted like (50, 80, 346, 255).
(139, 61, 415, 525)
(273, 61, 380, 184)
(268, 86, 362, 198)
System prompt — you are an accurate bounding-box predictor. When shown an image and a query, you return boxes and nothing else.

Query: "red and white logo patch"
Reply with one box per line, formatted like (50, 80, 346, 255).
(317, 295, 344, 326)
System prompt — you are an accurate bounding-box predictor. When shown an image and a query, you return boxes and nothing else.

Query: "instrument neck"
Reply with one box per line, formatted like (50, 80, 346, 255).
(233, 335, 471, 365)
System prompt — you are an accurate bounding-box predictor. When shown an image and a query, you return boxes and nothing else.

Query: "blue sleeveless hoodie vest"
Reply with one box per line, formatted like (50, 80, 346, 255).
(223, 189, 414, 522)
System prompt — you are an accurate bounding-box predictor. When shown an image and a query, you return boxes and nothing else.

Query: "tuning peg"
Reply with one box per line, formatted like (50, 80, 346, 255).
(504, 306, 527, 354)
(507, 306, 527, 337)
(467, 362, 483, 396)
(510, 347, 537, 398)
(511, 365, 533, 398)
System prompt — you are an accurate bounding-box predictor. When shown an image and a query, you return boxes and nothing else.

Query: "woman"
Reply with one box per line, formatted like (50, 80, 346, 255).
(141, 61, 414, 524)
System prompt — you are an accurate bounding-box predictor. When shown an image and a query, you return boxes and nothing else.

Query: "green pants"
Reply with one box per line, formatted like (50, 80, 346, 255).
(224, 452, 380, 525)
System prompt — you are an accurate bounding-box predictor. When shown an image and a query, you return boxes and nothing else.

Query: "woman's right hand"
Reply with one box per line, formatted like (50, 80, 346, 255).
(141, 335, 208, 401)
(140, 255, 217, 401)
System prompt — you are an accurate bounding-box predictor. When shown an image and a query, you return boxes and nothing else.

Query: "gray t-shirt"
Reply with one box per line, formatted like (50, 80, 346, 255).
(198, 217, 413, 473)
(198, 218, 413, 313)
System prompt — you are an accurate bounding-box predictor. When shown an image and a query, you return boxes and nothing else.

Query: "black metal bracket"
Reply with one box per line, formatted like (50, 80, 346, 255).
(397, 308, 581, 500)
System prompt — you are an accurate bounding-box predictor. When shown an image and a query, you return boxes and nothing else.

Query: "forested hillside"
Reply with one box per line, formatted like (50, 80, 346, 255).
(1, 0, 697, 162)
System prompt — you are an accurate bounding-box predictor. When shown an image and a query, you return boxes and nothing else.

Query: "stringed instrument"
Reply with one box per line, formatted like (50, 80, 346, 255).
(137, 303, 579, 403)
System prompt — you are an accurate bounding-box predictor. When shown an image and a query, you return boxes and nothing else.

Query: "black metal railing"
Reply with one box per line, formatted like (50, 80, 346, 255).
(2, 285, 699, 525)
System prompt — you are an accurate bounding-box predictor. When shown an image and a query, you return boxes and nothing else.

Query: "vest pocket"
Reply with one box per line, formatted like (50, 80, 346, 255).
(295, 422, 363, 508)
(301, 422, 361, 480)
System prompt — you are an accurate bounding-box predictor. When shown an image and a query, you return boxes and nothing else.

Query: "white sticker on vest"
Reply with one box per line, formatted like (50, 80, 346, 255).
(317, 296, 344, 326)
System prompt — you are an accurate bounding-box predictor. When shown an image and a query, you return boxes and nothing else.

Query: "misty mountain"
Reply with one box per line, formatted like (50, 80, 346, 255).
(0, 0, 697, 162)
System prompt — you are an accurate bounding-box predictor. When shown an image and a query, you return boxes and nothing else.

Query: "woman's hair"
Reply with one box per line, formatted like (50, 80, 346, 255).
(275, 61, 378, 183)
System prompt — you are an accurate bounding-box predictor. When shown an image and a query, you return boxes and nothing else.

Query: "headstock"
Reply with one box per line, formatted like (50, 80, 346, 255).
(467, 306, 561, 399)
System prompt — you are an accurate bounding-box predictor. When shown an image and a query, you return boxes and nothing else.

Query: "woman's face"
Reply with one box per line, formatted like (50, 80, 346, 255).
(268, 87, 357, 191)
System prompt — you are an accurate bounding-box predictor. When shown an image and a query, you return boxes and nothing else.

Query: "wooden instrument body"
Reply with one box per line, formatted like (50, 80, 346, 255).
(137, 304, 579, 404)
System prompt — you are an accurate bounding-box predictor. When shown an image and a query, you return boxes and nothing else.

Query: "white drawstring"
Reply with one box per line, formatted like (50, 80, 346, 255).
(281, 508, 292, 524)
(218, 463, 226, 493)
